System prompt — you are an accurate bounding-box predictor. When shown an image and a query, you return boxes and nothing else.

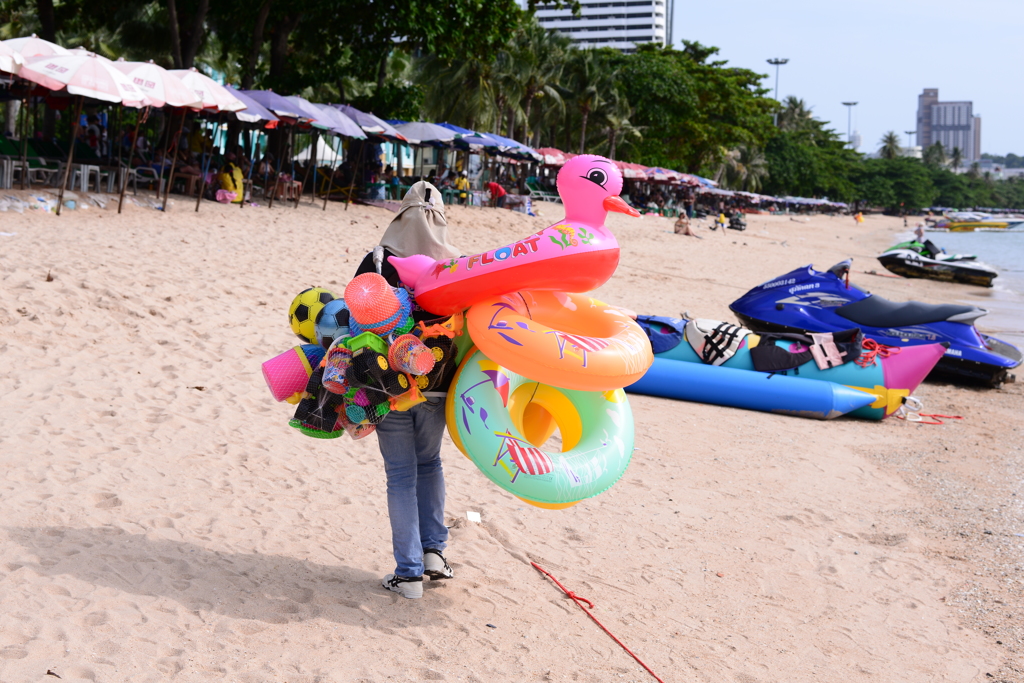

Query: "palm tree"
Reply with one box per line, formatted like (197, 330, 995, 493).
(777, 96, 814, 133)
(504, 21, 569, 144)
(418, 52, 498, 133)
(922, 141, 947, 168)
(879, 131, 902, 160)
(950, 146, 964, 172)
(716, 145, 768, 192)
(600, 94, 641, 160)
(567, 49, 618, 154)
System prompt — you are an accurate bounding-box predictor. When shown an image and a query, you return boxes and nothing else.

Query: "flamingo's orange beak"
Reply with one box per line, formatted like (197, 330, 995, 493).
(603, 195, 641, 217)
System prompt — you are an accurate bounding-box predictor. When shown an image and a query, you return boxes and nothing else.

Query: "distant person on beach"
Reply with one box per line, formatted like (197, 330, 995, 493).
(454, 170, 470, 204)
(487, 181, 507, 208)
(353, 181, 457, 599)
(674, 212, 699, 237)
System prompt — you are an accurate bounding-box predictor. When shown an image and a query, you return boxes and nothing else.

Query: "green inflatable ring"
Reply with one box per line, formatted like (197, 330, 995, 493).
(446, 348, 635, 509)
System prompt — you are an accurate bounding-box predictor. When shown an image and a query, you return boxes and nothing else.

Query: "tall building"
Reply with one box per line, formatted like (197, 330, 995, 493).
(527, 0, 673, 53)
(916, 89, 981, 161)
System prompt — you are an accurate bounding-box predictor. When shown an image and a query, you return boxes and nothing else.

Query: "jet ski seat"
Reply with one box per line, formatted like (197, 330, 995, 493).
(836, 295, 986, 327)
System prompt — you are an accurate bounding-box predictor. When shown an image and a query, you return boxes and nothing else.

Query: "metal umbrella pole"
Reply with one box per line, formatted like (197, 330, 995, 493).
(268, 126, 289, 209)
(56, 96, 84, 217)
(161, 110, 186, 211)
(323, 135, 341, 212)
(344, 140, 365, 211)
(18, 97, 28, 190)
(195, 115, 220, 212)
(118, 106, 147, 213)
(241, 128, 260, 210)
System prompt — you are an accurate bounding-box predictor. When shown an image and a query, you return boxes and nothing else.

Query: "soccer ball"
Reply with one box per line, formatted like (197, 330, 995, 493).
(289, 287, 335, 343)
(315, 298, 351, 350)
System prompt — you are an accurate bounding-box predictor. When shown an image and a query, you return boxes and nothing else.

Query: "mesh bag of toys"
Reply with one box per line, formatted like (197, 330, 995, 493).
(262, 274, 463, 441)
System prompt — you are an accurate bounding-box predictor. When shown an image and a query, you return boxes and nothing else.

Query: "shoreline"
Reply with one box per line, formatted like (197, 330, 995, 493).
(0, 194, 1021, 681)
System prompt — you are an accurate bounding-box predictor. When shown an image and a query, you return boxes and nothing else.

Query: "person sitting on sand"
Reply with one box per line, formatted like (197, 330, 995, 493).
(674, 212, 700, 237)
(353, 181, 457, 599)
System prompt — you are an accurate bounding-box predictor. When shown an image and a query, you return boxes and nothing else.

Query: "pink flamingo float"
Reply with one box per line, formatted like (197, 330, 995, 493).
(389, 154, 641, 316)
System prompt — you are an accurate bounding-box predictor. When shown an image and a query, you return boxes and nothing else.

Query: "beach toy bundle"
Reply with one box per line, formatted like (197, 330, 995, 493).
(386, 155, 654, 509)
(262, 275, 463, 441)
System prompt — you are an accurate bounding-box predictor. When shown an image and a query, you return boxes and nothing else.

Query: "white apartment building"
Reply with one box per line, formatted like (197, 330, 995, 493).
(527, 0, 673, 53)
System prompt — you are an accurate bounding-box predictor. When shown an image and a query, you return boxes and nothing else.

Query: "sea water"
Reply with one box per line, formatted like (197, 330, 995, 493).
(920, 230, 1024, 347)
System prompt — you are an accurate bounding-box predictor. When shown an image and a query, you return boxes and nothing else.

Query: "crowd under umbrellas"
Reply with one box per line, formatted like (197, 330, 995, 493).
(0, 33, 846, 218)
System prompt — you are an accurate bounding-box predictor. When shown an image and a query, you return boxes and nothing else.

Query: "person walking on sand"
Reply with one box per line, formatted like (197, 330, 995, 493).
(353, 181, 457, 599)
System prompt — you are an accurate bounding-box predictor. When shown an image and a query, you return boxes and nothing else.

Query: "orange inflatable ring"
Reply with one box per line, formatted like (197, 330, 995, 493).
(466, 291, 653, 391)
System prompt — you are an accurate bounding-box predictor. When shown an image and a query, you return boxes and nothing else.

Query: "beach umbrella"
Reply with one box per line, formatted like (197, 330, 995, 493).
(436, 121, 498, 149)
(311, 104, 365, 139)
(535, 147, 573, 166)
(331, 104, 407, 141)
(611, 160, 648, 180)
(17, 51, 153, 215)
(224, 86, 279, 127)
(393, 121, 455, 145)
(481, 131, 542, 162)
(2, 34, 69, 60)
(112, 59, 202, 108)
(0, 42, 24, 74)
(168, 68, 245, 112)
(284, 95, 330, 129)
(17, 50, 150, 106)
(239, 89, 306, 119)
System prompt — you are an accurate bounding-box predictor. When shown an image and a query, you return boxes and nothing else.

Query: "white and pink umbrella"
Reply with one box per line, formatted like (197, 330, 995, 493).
(168, 67, 245, 112)
(113, 59, 202, 109)
(1, 34, 69, 61)
(0, 42, 24, 74)
(17, 50, 151, 107)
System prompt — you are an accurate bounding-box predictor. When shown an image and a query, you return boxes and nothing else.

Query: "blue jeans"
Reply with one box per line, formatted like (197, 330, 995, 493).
(375, 398, 449, 577)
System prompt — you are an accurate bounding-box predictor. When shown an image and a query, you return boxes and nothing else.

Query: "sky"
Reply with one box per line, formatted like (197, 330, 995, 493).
(671, 0, 1024, 156)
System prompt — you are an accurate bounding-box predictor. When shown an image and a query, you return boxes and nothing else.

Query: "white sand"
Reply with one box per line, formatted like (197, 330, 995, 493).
(0, 191, 1021, 682)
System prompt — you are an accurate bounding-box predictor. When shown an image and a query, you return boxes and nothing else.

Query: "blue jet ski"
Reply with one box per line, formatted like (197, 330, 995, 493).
(728, 260, 1021, 387)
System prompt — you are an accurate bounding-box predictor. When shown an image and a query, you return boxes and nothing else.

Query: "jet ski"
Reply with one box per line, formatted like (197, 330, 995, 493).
(877, 239, 998, 287)
(728, 260, 1022, 387)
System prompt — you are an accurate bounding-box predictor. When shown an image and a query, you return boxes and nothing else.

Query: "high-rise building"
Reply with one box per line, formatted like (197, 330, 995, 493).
(526, 0, 673, 53)
(916, 89, 981, 161)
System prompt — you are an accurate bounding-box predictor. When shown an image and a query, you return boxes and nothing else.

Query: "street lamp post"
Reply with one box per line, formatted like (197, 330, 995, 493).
(904, 130, 916, 153)
(767, 58, 789, 125)
(842, 101, 858, 146)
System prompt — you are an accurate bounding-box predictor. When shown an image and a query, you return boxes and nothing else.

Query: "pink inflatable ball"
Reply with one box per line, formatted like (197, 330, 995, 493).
(346, 273, 400, 330)
(388, 334, 436, 376)
(262, 344, 326, 403)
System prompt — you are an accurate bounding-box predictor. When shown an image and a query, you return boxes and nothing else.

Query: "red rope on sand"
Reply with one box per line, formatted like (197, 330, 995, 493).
(531, 561, 666, 683)
(856, 338, 901, 368)
(896, 412, 963, 425)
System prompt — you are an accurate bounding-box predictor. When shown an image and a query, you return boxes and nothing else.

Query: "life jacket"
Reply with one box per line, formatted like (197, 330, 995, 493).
(634, 315, 686, 355)
(684, 319, 752, 365)
(749, 328, 863, 373)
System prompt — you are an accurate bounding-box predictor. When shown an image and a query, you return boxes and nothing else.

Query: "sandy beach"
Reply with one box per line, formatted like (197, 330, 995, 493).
(1, 191, 1022, 682)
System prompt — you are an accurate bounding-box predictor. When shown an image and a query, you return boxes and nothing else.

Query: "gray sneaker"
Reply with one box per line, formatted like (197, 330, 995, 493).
(381, 574, 423, 599)
(423, 548, 454, 580)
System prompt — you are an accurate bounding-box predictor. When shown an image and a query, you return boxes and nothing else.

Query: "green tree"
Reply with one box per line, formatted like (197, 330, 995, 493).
(878, 131, 902, 160)
(950, 146, 964, 172)
(777, 96, 814, 132)
(922, 141, 946, 168)
(717, 144, 767, 192)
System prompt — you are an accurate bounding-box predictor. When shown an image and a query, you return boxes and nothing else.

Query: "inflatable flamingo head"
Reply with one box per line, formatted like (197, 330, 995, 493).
(557, 154, 641, 225)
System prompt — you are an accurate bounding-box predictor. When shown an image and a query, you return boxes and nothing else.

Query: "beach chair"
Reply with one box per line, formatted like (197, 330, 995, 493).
(1, 138, 62, 187)
(525, 176, 560, 203)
